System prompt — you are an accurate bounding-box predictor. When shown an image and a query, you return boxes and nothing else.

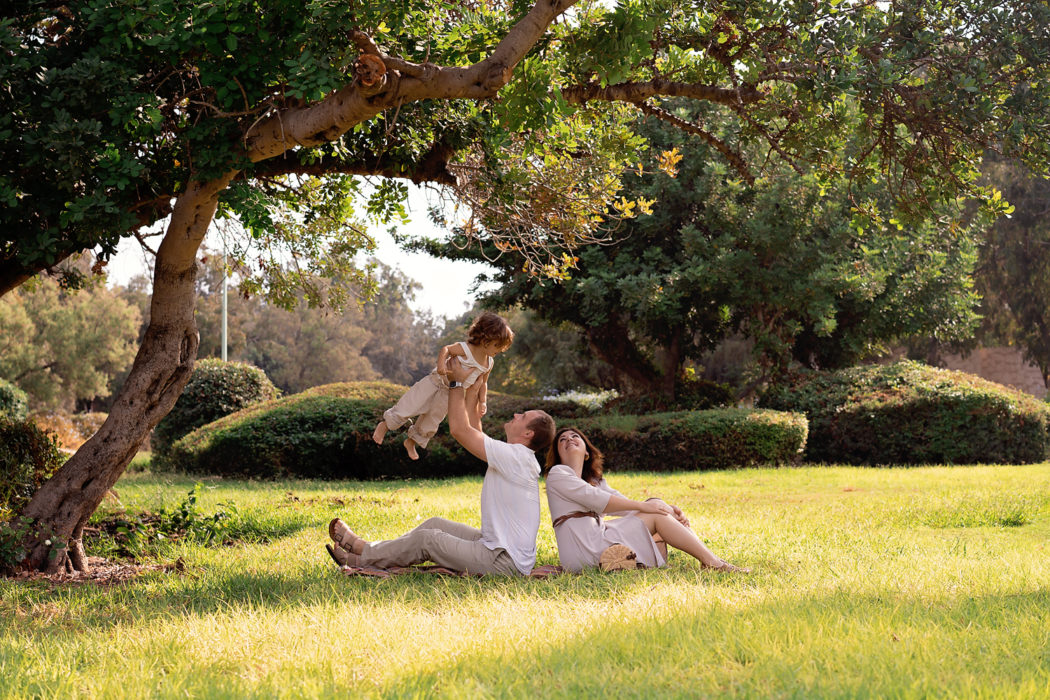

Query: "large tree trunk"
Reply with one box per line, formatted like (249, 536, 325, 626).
(18, 178, 229, 573)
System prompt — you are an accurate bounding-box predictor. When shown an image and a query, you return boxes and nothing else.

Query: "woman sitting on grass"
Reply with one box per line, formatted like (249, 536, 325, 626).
(544, 426, 749, 573)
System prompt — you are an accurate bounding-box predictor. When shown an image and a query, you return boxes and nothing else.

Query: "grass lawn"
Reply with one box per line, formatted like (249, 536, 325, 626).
(2, 463, 1049, 698)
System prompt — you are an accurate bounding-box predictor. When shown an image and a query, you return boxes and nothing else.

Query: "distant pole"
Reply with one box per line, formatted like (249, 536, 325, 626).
(221, 237, 228, 361)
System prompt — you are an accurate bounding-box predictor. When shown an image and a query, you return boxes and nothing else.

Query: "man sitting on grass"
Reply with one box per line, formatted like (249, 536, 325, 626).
(326, 356, 556, 576)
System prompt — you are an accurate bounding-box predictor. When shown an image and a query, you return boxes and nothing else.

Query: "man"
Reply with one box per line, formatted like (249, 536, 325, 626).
(326, 356, 556, 575)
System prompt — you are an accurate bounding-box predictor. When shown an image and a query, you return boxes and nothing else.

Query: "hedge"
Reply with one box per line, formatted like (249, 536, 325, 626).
(0, 379, 28, 421)
(759, 360, 1050, 465)
(1, 418, 64, 521)
(165, 381, 806, 478)
(152, 359, 279, 455)
(568, 409, 808, 471)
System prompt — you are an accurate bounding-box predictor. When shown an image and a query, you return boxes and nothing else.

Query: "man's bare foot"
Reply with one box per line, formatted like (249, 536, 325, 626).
(372, 421, 388, 445)
(404, 437, 420, 460)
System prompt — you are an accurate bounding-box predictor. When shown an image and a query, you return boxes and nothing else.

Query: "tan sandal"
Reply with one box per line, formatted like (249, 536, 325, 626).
(325, 543, 359, 567)
(329, 518, 363, 554)
(599, 544, 644, 572)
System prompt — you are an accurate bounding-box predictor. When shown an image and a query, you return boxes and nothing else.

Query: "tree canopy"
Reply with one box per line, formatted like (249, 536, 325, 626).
(3, 0, 1047, 294)
(422, 107, 987, 397)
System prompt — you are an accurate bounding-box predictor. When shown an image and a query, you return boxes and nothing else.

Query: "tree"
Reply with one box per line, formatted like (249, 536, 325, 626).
(4, 0, 1048, 572)
(422, 108, 986, 397)
(358, 264, 444, 386)
(0, 271, 141, 410)
(973, 157, 1050, 387)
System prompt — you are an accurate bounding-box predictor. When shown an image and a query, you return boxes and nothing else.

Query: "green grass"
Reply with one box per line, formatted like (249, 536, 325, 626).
(3, 464, 1050, 698)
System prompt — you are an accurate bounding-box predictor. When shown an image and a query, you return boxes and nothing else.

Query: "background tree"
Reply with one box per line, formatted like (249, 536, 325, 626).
(423, 108, 986, 398)
(973, 157, 1050, 388)
(0, 268, 140, 410)
(4, 0, 1048, 572)
(358, 265, 444, 386)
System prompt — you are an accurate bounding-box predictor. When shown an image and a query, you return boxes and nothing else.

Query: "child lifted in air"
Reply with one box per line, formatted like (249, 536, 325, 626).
(372, 311, 513, 460)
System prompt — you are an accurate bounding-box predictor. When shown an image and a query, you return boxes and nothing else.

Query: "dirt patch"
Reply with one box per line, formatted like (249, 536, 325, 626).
(7, 556, 185, 587)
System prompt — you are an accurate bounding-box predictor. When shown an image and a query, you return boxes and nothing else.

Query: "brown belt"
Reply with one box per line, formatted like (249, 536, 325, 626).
(552, 510, 600, 528)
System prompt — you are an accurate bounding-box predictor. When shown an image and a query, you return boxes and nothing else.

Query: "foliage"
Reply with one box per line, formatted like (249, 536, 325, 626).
(28, 411, 108, 452)
(0, 270, 141, 409)
(568, 408, 808, 472)
(0, 379, 28, 421)
(423, 108, 985, 396)
(972, 156, 1050, 388)
(759, 360, 1050, 465)
(86, 483, 242, 559)
(603, 372, 733, 414)
(171, 255, 440, 393)
(0, 418, 64, 522)
(4, 0, 1048, 292)
(152, 359, 279, 455)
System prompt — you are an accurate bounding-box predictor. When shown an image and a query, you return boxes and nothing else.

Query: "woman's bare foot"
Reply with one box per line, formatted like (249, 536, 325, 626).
(704, 560, 751, 573)
(372, 421, 388, 445)
(404, 437, 420, 460)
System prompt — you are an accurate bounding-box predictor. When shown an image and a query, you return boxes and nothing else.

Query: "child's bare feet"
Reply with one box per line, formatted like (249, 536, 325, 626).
(372, 421, 388, 445)
(404, 437, 419, 460)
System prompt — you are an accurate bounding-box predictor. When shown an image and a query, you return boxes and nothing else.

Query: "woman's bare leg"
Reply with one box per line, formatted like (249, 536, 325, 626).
(635, 512, 727, 568)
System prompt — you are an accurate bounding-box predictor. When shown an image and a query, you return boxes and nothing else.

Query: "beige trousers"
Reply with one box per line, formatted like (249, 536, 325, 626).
(359, 517, 520, 576)
(383, 373, 448, 449)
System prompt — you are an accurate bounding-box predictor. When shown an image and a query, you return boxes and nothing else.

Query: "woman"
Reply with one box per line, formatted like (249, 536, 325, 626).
(544, 426, 749, 573)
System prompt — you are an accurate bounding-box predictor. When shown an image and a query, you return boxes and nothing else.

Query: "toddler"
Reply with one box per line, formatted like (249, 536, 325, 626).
(373, 311, 513, 459)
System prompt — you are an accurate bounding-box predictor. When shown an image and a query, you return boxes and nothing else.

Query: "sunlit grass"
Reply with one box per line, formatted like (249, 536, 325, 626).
(2, 464, 1050, 698)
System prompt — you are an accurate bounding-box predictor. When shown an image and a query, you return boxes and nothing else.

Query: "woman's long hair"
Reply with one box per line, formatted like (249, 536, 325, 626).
(544, 426, 605, 485)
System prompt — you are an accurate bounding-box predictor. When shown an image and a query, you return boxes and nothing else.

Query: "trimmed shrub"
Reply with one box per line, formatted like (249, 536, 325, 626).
(569, 409, 808, 472)
(166, 381, 478, 479)
(167, 377, 806, 478)
(0, 379, 28, 421)
(759, 360, 1050, 465)
(152, 359, 279, 455)
(0, 419, 64, 521)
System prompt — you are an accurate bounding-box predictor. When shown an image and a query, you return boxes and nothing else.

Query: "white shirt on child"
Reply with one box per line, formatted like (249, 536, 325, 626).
(447, 341, 493, 389)
(478, 435, 541, 575)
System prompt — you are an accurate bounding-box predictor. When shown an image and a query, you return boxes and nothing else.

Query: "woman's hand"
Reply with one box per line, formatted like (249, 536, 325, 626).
(644, 498, 690, 527)
(638, 499, 674, 516)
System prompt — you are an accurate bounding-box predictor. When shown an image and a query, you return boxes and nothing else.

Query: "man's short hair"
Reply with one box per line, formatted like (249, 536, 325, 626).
(526, 411, 556, 453)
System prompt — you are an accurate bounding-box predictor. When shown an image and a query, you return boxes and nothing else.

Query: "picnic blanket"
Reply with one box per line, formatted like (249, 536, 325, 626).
(340, 564, 564, 580)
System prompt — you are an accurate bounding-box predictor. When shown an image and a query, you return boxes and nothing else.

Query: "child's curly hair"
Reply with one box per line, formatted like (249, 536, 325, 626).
(467, 311, 514, 350)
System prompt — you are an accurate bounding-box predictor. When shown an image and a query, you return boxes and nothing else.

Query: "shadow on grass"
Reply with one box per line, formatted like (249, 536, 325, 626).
(1, 551, 766, 633)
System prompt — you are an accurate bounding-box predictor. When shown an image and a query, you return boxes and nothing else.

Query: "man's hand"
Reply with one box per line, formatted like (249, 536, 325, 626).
(446, 356, 471, 383)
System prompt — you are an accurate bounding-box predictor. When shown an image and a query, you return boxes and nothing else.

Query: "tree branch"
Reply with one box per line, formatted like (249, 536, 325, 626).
(638, 102, 755, 185)
(249, 139, 458, 185)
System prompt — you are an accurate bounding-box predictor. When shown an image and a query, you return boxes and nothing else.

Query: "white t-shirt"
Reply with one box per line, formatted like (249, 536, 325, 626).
(478, 435, 541, 575)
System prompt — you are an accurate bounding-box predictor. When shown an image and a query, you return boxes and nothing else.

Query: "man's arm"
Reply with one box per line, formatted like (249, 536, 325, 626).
(447, 357, 487, 460)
